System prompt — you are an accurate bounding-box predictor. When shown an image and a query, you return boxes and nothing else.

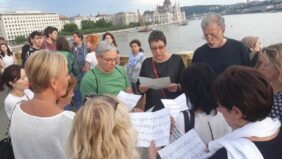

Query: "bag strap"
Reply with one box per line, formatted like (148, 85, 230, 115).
(4, 100, 24, 139)
(182, 109, 195, 133)
(91, 69, 99, 94)
(151, 59, 167, 98)
(114, 66, 127, 87)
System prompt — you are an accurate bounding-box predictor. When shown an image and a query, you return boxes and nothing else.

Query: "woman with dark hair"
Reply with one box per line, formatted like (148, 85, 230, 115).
(0, 43, 17, 69)
(138, 30, 185, 111)
(102, 32, 117, 47)
(127, 39, 145, 94)
(171, 63, 230, 144)
(0, 64, 33, 119)
(56, 36, 79, 76)
(207, 66, 282, 159)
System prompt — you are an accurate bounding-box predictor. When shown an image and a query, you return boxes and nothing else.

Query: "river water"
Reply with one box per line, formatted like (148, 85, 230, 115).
(113, 13, 282, 56)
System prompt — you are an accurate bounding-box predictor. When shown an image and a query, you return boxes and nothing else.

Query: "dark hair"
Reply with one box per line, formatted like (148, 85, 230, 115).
(44, 26, 58, 38)
(129, 39, 144, 52)
(0, 43, 13, 57)
(148, 30, 166, 46)
(213, 65, 273, 122)
(56, 36, 72, 53)
(181, 63, 217, 114)
(30, 31, 43, 39)
(0, 37, 5, 41)
(72, 31, 83, 41)
(102, 32, 117, 47)
(0, 64, 22, 91)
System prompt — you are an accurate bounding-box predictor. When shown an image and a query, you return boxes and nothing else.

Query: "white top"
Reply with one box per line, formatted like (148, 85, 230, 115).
(11, 106, 75, 159)
(2, 55, 14, 68)
(4, 89, 34, 119)
(85, 52, 98, 69)
(171, 111, 231, 144)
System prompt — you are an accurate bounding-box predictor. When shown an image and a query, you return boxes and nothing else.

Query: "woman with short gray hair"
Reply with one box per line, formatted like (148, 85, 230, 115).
(80, 41, 131, 98)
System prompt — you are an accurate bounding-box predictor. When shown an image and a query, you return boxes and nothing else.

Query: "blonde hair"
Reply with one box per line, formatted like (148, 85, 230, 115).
(24, 50, 67, 93)
(68, 95, 139, 159)
(266, 44, 282, 83)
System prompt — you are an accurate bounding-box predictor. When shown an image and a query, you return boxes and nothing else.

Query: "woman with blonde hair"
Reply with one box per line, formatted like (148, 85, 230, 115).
(84, 34, 99, 72)
(68, 95, 139, 159)
(257, 43, 282, 122)
(10, 50, 74, 159)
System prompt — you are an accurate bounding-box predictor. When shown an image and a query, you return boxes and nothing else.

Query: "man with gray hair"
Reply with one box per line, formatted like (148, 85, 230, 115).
(80, 41, 131, 98)
(192, 13, 250, 75)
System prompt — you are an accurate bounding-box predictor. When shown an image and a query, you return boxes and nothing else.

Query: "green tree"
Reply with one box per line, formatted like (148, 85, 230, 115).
(15, 35, 27, 44)
(95, 19, 112, 28)
(81, 20, 96, 30)
(63, 23, 78, 32)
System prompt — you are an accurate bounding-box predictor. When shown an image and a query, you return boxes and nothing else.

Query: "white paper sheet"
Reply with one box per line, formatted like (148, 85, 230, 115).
(158, 129, 207, 159)
(139, 77, 171, 90)
(130, 108, 170, 147)
(161, 94, 188, 119)
(117, 91, 142, 110)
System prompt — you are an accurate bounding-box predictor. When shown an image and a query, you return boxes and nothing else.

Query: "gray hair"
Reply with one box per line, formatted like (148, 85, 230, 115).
(95, 41, 117, 56)
(201, 13, 225, 30)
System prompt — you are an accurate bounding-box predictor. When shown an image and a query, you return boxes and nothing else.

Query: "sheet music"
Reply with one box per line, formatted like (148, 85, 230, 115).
(117, 91, 142, 110)
(139, 77, 171, 90)
(161, 94, 188, 119)
(158, 129, 207, 159)
(130, 108, 170, 147)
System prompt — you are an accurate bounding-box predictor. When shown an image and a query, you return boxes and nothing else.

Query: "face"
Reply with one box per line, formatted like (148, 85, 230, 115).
(202, 23, 225, 48)
(72, 34, 82, 44)
(50, 31, 58, 41)
(131, 43, 140, 54)
(257, 53, 279, 82)
(251, 39, 262, 52)
(86, 41, 92, 49)
(105, 35, 113, 43)
(97, 50, 118, 72)
(150, 40, 166, 61)
(0, 44, 8, 53)
(32, 35, 43, 48)
(12, 69, 29, 91)
(54, 66, 70, 98)
(58, 88, 74, 108)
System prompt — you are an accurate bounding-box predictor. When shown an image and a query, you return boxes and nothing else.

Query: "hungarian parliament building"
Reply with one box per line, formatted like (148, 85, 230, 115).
(143, 0, 186, 24)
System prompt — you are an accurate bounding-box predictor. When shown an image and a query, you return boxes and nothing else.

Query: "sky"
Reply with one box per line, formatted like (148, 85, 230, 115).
(0, 0, 264, 17)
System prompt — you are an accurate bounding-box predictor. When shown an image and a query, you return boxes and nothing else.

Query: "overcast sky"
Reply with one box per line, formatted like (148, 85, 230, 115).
(0, 0, 264, 16)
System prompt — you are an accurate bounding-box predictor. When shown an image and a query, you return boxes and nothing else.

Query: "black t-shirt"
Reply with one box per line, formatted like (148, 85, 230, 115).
(22, 47, 39, 66)
(209, 129, 282, 159)
(138, 54, 185, 111)
(192, 38, 250, 75)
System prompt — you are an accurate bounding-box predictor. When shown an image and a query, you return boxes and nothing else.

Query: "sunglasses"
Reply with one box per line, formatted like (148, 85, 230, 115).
(83, 94, 119, 110)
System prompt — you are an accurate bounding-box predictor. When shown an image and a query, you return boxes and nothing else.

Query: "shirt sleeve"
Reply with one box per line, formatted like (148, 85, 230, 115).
(80, 72, 97, 98)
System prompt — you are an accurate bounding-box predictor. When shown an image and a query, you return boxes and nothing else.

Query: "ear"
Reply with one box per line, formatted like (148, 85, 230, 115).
(50, 78, 57, 91)
(231, 106, 244, 119)
(8, 81, 14, 87)
(250, 47, 255, 52)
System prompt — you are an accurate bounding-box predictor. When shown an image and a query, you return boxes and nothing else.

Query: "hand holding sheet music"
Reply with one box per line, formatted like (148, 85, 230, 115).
(161, 94, 188, 119)
(139, 77, 171, 90)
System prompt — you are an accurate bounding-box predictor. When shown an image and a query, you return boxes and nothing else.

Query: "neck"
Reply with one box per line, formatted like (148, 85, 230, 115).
(11, 89, 25, 97)
(153, 53, 171, 63)
(97, 64, 112, 74)
(271, 80, 282, 94)
(32, 45, 40, 49)
(219, 37, 227, 47)
(76, 41, 82, 47)
(46, 38, 53, 45)
(33, 90, 57, 105)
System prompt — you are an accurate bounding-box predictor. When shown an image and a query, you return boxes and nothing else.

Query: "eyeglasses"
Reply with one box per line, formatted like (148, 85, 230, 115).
(202, 28, 222, 40)
(100, 56, 117, 64)
(150, 45, 166, 51)
(83, 94, 119, 111)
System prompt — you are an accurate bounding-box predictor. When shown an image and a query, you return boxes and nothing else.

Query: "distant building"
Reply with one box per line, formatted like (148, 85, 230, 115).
(95, 13, 111, 22)
(0, 11, 61, 41)
(59, 15, 70, 29)
(69, 15, 89, 30)
(111, 12, 138, 25)
(143, 0, 186, 24)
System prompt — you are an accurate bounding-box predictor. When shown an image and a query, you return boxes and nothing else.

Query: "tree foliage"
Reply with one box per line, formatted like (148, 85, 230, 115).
(15, 35, 27, 44)
(63, 23, 78, 32)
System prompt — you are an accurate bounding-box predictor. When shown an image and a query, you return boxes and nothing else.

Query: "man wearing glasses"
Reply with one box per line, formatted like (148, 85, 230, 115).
(192, 13, 250, 75)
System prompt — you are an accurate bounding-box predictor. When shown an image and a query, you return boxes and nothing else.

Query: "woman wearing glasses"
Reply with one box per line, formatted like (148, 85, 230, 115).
(68, 95, 139, 159)
(138, 30, 185, 111)
(80, 41, 131, 98)
(257, 44, 282, 122)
